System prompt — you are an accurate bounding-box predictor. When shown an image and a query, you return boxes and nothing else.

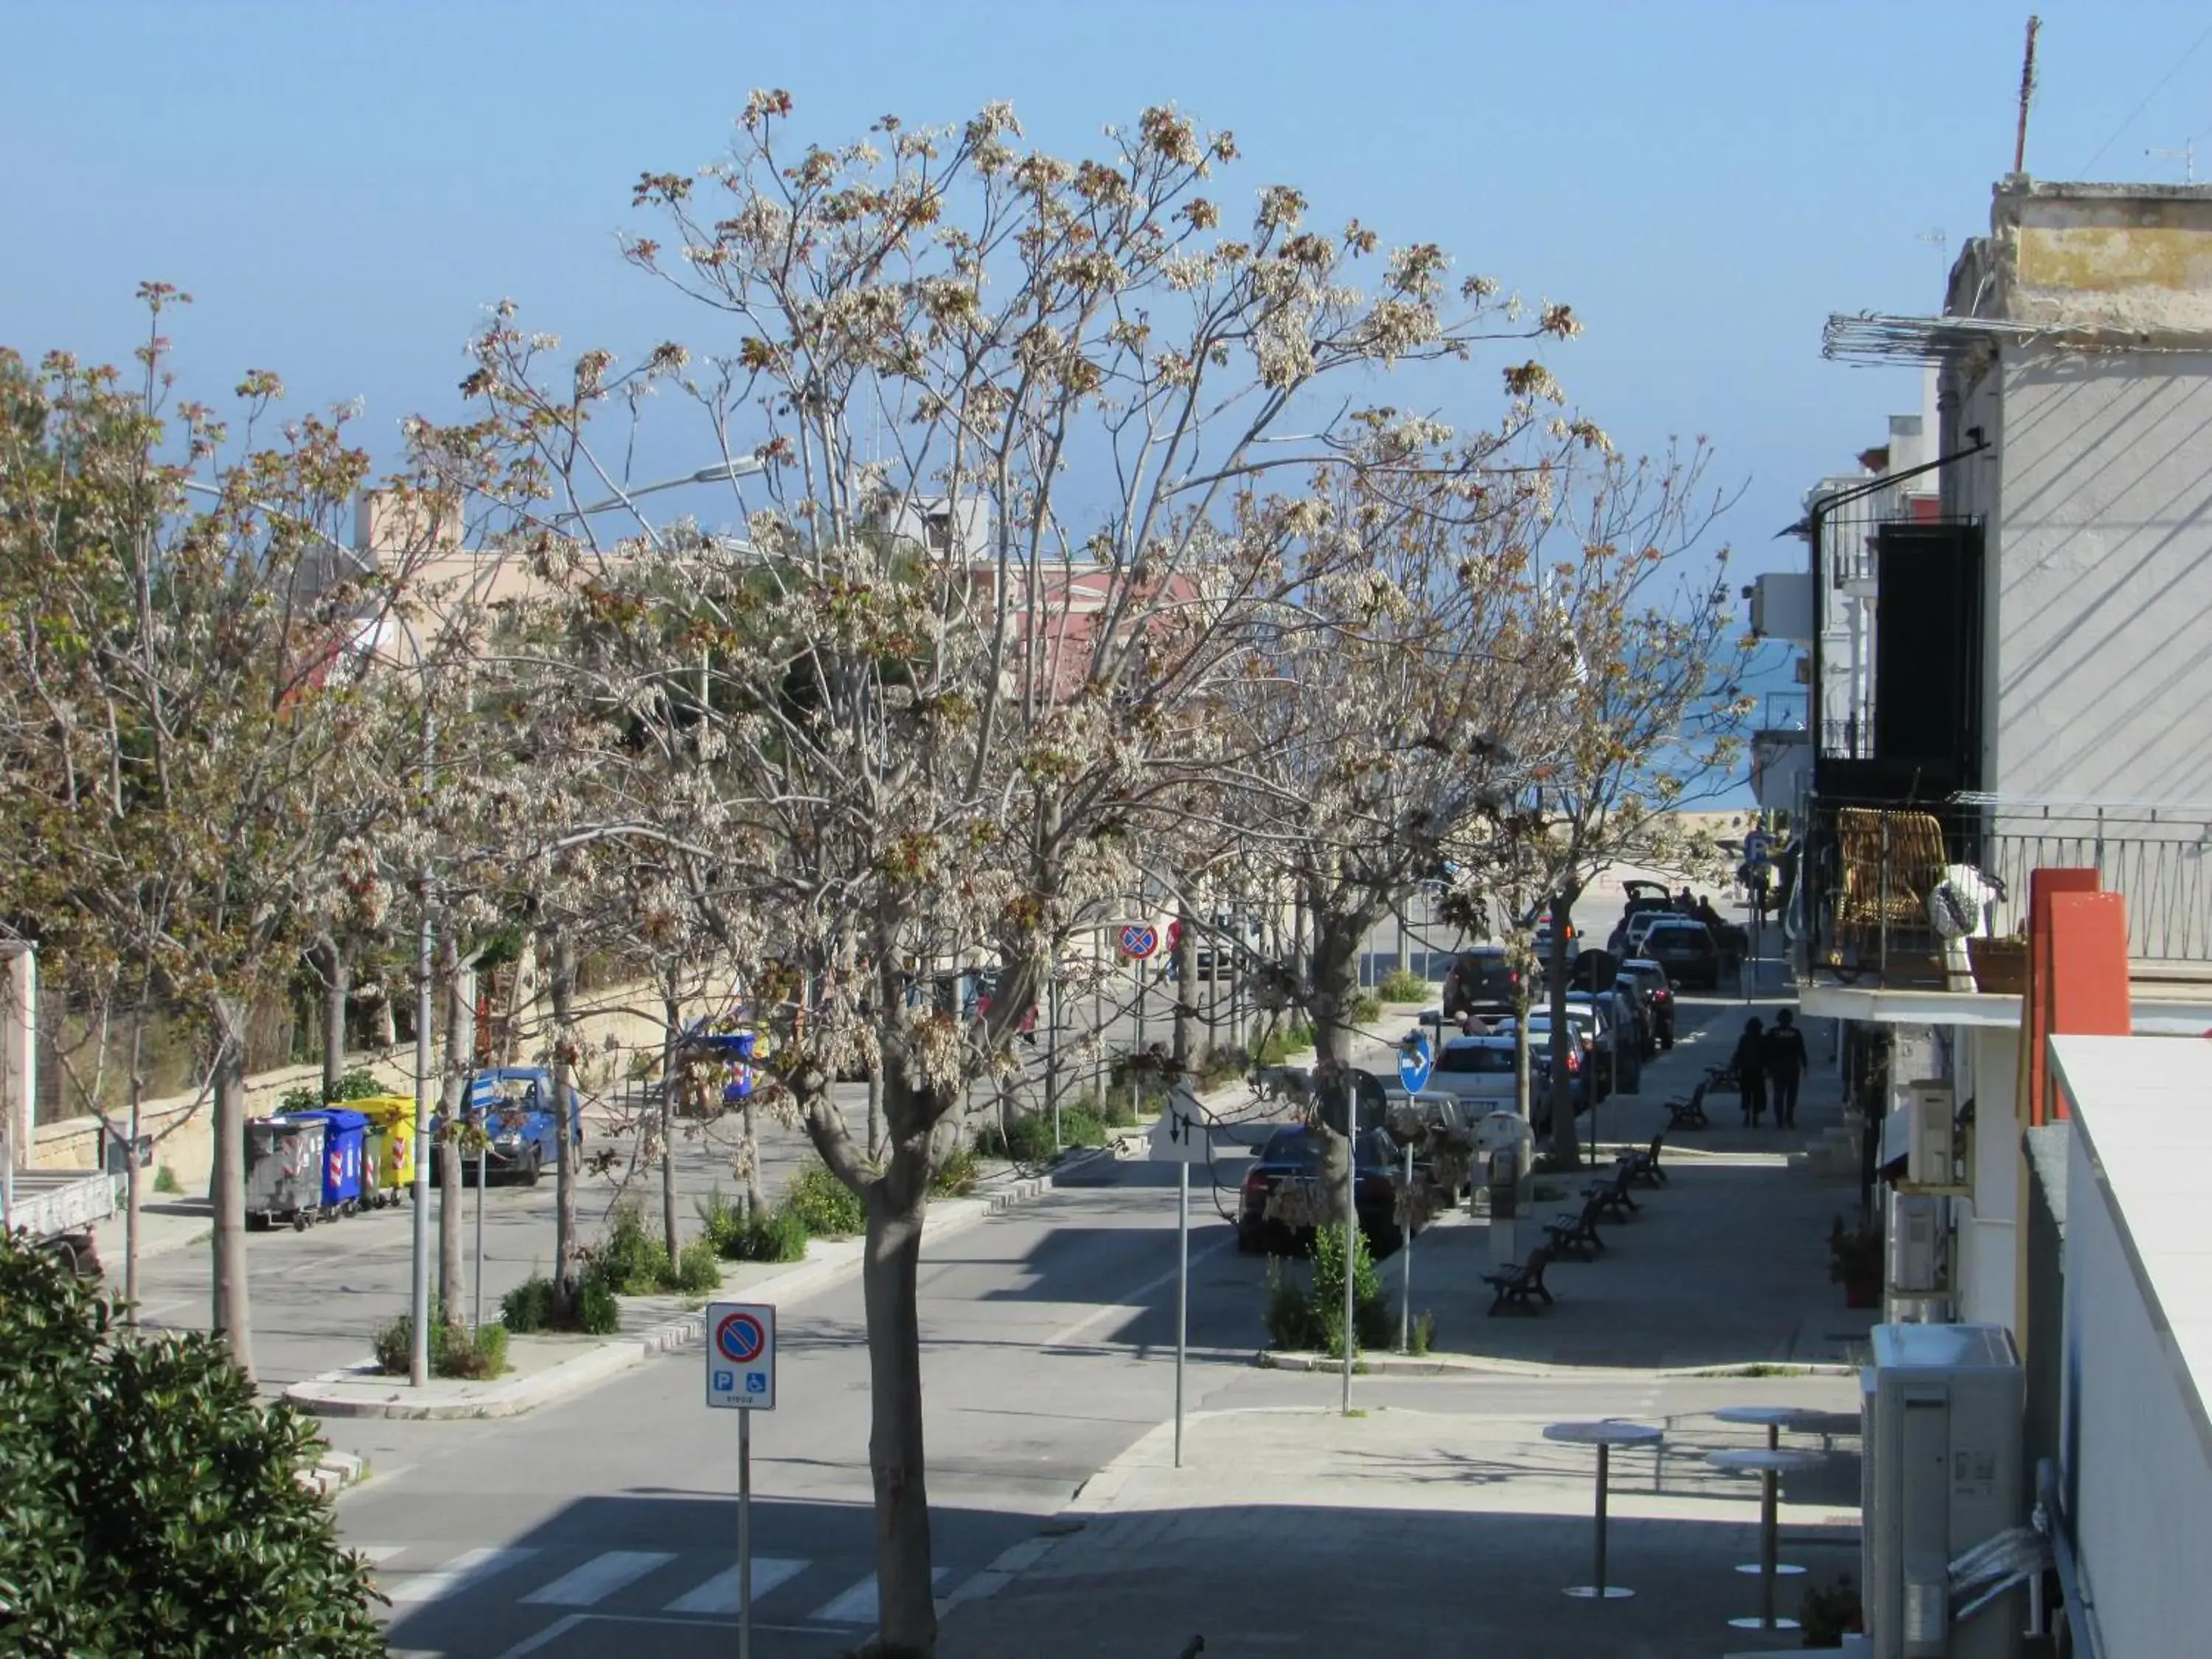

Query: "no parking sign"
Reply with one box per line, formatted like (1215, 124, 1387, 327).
(705, 1302, 777, 1410)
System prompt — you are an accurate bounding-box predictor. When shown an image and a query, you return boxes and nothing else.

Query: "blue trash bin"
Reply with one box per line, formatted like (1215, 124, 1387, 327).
(291, 1107, 369, 1217)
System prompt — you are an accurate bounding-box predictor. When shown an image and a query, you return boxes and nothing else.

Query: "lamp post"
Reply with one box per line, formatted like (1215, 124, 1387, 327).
(556, 456, 766, 524)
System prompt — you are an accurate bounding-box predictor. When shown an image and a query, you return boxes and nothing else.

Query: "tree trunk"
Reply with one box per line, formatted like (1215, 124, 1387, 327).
(317, 937, 349, 1100)
(546, 928, 579, 1304)
(437, 944, 470, 1330)
(866, 1064, 886, 1165)
(1171, 900, 1197, 1068)
(1307, 902, 1366, 1228)
(208, 1007, 252, 1381)
(862, 1155, 936, 1657)
(661, 984, 683, 1263)
(1545, 884, 1582, 1167)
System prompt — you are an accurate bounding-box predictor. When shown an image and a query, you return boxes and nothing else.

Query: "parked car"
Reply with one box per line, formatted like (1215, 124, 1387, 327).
(1440, 945, 1520, 1021)
(1531, 914, 1579, 965)
(1567, 990, 1646, 1087)
(1237, 1124, 1409, 1258)
(429, 1065, 584, 1186)
(1640, 918, 1722, 991)
(1417, 1033, 1557, 1108)
(1615, 957, 1675, 1048)
(1486, 1015, 1593, 1119)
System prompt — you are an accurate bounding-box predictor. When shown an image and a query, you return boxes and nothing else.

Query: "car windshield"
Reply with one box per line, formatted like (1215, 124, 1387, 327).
(1259, 1127, 1321, 1164)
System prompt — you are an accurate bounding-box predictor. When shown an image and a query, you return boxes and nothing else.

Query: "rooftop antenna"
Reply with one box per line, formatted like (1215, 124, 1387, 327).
(2148, 142, 2199, 183)
(2014, 15, 2041, 175)
(1916, 228, 1950, 271)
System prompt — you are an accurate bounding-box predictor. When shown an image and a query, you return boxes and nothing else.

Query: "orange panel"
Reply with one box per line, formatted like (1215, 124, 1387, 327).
(2024, 870, 2104, 1127)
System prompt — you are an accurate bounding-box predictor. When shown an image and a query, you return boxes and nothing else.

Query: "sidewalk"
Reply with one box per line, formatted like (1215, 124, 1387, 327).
(942, 1394, 1864, 1658)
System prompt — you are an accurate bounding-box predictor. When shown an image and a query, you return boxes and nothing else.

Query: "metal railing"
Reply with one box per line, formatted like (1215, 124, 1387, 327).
(1801, 798, 2212, 985)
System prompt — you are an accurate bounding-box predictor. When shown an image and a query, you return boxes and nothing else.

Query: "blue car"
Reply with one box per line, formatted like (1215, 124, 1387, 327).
(428, 1066, 584, 1186)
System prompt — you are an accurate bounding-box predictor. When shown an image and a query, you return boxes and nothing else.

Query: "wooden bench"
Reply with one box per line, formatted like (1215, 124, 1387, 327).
(1481, 1245, 1557, 1315)
(1620, 1128, 1668, 1187)
(1582, 1160, 1641, 1220)
(1664, 1078, 1711, 1130)
(1544, 1196, 1607, 1259)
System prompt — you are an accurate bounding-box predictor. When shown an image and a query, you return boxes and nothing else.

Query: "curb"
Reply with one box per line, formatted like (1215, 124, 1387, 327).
(285, 1172, 1059, 1419)
(1255, 1349, 1860, 1381)
(296, 1447, 369, 1498)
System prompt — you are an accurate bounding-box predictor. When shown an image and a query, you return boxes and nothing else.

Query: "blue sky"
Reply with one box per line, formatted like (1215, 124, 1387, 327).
(7, 0, 2208, 771)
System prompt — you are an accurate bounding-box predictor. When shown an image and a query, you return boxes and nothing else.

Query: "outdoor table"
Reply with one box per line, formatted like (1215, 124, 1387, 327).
(1706, 1446, 1826, 1631)
(1711, 1405, 1827, 1575)
(1543, 1419, 1663, 1600)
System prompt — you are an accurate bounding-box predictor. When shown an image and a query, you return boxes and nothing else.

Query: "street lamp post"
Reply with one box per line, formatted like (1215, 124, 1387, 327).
(556, 456, 766, 525)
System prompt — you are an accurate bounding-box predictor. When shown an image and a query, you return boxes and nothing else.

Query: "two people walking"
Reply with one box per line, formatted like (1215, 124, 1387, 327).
(1729, 1008, 1809, 1127)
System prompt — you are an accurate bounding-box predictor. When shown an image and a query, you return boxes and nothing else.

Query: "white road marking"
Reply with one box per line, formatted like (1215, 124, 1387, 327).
(521, 1550, 676, 1607)
(663, 1557, 810, 1614)
(384, 1545, 538, 1604)
(810, 1568, 947, 1624)
(1042, 1235, 1237, 1350)
(352, 1544, 407, 1565)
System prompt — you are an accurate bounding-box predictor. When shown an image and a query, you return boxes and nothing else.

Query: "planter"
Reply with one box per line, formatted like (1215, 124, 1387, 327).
(1968, 936, 2028, 995)
(1844, 1276, 1881, 1310)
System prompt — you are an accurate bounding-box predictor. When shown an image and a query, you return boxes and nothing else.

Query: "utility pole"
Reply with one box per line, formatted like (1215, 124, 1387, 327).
(2013, 15, 2040, 175)
(2149, 142, 2198, 184)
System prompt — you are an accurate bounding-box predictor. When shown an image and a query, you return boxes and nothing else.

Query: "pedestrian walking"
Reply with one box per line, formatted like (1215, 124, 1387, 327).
(1762, 1007, 1809, 1128)
(1731, 1015, 1768, 1126)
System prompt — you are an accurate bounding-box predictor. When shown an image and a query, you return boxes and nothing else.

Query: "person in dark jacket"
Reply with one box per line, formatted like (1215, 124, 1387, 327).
(1731, 1015, 1768, 1126)
(1762, 1008, 1809, 1127)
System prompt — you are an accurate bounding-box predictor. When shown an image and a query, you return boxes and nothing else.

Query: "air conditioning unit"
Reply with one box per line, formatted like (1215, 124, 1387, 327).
(1906, 1082, 1960, 1189)
(1860, 1324, 2024, 1659)
(1888, 1189, 1946, 1294)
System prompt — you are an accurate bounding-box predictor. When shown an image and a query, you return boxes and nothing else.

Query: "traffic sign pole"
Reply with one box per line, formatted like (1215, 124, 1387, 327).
(738, 1411, 752, 1659)
(1399, 1138, 1413, 1354)
(1175, 1157, 1188, 1468)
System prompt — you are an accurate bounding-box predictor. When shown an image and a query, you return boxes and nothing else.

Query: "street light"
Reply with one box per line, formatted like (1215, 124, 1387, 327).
(557, 456, 767, 524)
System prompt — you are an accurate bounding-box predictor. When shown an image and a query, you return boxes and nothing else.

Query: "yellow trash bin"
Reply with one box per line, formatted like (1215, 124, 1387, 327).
(352, 1095, 418, 1200)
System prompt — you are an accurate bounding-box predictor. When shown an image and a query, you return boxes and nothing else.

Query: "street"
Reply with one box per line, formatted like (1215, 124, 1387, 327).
(316, 954, 1770, 1659)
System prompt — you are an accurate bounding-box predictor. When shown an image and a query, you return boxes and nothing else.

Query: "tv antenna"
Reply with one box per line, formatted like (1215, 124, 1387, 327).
(2149, 142, 2198, 183)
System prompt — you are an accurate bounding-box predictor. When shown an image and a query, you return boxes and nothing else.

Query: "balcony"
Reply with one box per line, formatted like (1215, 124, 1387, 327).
(1800, 799, 2212, 989)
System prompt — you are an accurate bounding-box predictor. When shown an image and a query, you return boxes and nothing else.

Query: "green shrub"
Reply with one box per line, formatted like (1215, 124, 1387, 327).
(1263, 1261, 1320, 1351)
(973, 1111, 1057, 1163)
(1409, 1310, 1436, 1357)
(676, 1237, 723, 1293)
(931, 1144, 979, 1197)
(1193, 1046, 1251, 1091)
(151, 1164, 182, 1195)
(0, 1234, 386, 1654)
(369, 1310, 507, 1380)
(1376, 967, 1430, 1004)
(696, 1186, 748, 1254)
(279, 1067, 389, 1116)
(1349, 990, 1385, 1024)
(1253, 1022, 1316, 1067)
(736, 1207, 810, 1262)
(1310, 1224, 1391, 1358)
(571, 1276, 621, 1335)
(588, 1201, 675, 1295)
(783, 1160, 866, 1237)
(501, 1275, 556, 1334)
(329, 1067, 386, 1102)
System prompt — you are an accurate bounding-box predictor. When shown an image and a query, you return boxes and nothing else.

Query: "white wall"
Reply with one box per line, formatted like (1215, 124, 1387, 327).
(1986, 350, 2212, 805)
(2061, 1121, 2212, 1656)
(1954, 1024, 2020, 1331)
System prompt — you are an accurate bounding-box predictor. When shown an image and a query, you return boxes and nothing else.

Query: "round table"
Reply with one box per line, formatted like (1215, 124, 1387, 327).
(1707, 1446, 1826, 1631)
(1711, 1407, 1828, 1575)
(1545, 1420, 1664, 1600)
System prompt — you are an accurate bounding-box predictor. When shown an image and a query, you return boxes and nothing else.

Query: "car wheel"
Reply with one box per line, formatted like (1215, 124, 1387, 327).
(523, 1147, 543, 1189)
(1237, 1221, 1263, 1254)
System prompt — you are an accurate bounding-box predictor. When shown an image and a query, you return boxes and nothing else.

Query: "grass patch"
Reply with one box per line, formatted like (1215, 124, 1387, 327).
(1349, 990, 1384, 1023)
(1408, 1310, 1436, 1357)
(697, 1186, 810, 1263)
(1259, 1228, 1392, 1359)
(1253, 1022, 1316, 1067)
(783, 1160, 866, 1238)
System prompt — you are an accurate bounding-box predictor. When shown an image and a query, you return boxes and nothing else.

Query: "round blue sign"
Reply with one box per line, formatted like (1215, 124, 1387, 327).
(714, 1310, 767, 1365)
(1398, 1030, 1435, 1094)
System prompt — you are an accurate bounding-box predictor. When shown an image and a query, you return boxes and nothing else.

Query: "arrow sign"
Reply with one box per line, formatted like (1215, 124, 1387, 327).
(1149, 1091, 1208, 1164)
(1398, 1029, 1434, 1094)
(1118, 922, 1160, 960)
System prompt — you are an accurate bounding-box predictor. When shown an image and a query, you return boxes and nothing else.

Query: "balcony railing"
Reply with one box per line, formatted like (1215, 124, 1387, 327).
(1800, 799, 2212, 987)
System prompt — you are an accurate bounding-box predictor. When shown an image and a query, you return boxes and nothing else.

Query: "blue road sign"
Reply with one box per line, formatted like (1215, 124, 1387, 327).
(1398, 1030, 1434, 1094)
(706, 1302, 776, 1411)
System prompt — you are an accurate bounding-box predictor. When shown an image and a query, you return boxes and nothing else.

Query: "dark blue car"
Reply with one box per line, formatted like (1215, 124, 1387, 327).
(429, 1065, 584, 1186)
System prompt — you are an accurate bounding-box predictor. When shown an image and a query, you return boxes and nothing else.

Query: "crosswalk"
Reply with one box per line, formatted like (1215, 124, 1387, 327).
(361, 1543, 969, 1630)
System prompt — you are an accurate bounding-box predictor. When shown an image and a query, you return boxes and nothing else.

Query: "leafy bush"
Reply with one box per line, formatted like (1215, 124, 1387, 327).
(1193, 1046, 1251, 1091)
(0, 1234, 386, 1655)
(371, 1310, 509, 1379)
(1259, 1228, 1391, 1358)
(783, 1160, 866, 1237)
(1253, 1021, 1316, 1067)
(277, 1067, 389, 1116)
(1375, 967, 1430, 1004)
(1349, 990, 1385, 1024)
(676, 1237, 723, 1293)
(931, 1144, 979, 1197)
(571, 1275, 621, 1335)
(588, 1201, 675, 1295)
(697, 1186, 809, 1262)
(152, 1164, 182, 1195)
(501, 1274, 556, 1334)
(1409, 1310, 1436, 1357)
(1263, 1261, 1317, 1351)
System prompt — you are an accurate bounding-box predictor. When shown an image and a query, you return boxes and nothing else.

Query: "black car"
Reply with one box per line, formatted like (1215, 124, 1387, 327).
(1237, 1124, 1407, 1258)
(1616, 957, 1675, 1048)
(1639, 919, 1721, 990)
(1441, 946, 1519, 1020)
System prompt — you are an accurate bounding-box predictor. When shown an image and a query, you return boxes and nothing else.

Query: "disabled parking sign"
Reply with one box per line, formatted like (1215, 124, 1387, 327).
(705, 1301, 776, 1411)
